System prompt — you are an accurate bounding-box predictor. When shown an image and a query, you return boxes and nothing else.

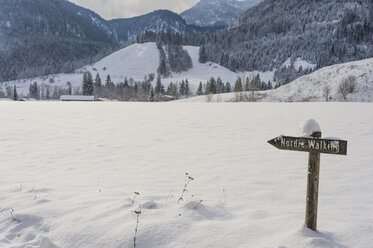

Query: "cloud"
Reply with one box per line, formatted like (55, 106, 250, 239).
(71, 0, 199, 19)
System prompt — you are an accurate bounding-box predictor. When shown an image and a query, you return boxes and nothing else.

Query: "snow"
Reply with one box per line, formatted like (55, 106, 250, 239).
(281, 57, 316, 71)
(281, 57, 292, 68)
(300, 119, 321, 137)
(2, 43, 275, 97)
(0, 102, 372, 248)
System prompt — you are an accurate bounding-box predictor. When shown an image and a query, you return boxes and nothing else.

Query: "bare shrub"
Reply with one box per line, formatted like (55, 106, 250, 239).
(338, 75, 357, 101)
(322, 85, 331, 102)
(206, 93, 213, 102)
(133, 208, 141, 248)
(178, 173, 194, 204)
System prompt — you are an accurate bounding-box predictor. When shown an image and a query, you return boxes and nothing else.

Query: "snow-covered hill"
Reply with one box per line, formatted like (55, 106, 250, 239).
(179, 58, 373, 102)
(1, 42, 274, 97)
(1, 102, 372, 248)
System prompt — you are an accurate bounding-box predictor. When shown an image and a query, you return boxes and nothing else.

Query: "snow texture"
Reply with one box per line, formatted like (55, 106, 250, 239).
(0, 102, 372, 248)
(300, 119, 321, 137)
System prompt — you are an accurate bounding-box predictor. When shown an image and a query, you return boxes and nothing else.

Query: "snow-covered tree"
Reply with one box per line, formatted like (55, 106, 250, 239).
(82, 71, 94, 96)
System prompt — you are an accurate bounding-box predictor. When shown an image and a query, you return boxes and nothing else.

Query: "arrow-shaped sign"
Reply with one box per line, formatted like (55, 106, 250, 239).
(268, 136, 347, 155)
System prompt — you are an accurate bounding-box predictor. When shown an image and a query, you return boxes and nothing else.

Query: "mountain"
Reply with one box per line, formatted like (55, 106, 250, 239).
(180, 0, 263, 27)
(202, 0, 373, 84)
(0, 0, 116, 82)
(110, 10, 215, 44)
(0, 1, 220, 83)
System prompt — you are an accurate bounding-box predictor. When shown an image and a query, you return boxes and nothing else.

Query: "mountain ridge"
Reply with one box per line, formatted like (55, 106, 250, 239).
(181, 0, 263, 27)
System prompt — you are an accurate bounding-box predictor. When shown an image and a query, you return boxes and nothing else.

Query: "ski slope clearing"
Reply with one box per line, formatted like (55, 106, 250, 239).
(1, 102, 372, 248)
(180, 58, 373, 102)
(1, 42, 275, 96)
(162, 46, 275, 92)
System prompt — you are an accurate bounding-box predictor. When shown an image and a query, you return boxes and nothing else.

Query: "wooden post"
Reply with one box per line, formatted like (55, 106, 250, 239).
(268, 129, 348, 231)
(305, 131, 321, 231)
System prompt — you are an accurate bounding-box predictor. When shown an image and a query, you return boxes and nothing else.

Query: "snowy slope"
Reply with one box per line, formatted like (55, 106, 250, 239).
(179, 58, 373, 102)
(0, 102, 372, 248)
(263, 58, 373, 102)
(1, 42, 274, 97)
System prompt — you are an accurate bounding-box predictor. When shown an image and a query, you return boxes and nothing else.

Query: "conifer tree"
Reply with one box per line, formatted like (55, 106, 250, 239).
(180, 80, 186, 96)
(167, 82, 174, 95)
(67, 82, 72, 95)
(158, 58, 167, 75)
(217, 77, 224, 93)
(124, 77, 129, 87)
(267, 81, 273, 90)
(245, 77, 250, 91)
(199, 44, 207, 64)
(234, 77, 243, 93)
(105, 74, 115, 98)
(95, 73, 102, 88)
(197, 82, 203, 95)
(155, 75, 163, 95)
(13, 85, 18, 101)
(209, 77, 216, 94)
(46, 85, 50, 100)
(29, 82, 39, 99)
(149, 87, 155, 102)
(185, 79, 190, 97)
(225, 82, 232, 93)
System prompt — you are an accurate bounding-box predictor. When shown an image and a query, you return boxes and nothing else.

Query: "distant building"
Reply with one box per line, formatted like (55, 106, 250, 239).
(161, 95, 175, 101)
(60, 95, 96, 101)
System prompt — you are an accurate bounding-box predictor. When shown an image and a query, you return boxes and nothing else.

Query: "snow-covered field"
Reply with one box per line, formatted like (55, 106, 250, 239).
(1, 43, 275, 96)
(180, 58, 373, 103)
(1, 102, 372, 248)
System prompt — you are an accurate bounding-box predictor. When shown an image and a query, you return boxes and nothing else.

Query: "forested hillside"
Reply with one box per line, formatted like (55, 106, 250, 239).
(180, 0, 262, 27)
(202, 0, 373, 84)
(0, 1, 218, 82)
(0, 0, 116, 82)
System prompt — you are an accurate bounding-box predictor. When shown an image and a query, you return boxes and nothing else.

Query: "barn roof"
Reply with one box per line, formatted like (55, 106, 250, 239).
(60, 95, 95, 101)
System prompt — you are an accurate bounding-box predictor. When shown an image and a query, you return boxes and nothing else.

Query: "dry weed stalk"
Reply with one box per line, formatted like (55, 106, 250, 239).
(178, 173, 194, 204)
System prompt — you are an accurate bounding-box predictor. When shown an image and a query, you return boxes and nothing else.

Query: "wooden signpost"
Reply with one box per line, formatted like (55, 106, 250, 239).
(268, 131, 348, 231)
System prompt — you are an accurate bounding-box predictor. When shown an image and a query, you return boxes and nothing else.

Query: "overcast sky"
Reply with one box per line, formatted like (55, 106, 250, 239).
(71, 0, 200, 20)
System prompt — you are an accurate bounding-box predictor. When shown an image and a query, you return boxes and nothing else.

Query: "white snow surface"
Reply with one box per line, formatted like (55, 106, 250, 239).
(1, 42, 275, 97)
(293, 57, 316, 71)
(1, 102, 373, 248)
(180, 57, 373, 102)
(300, 119, 321, 137)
